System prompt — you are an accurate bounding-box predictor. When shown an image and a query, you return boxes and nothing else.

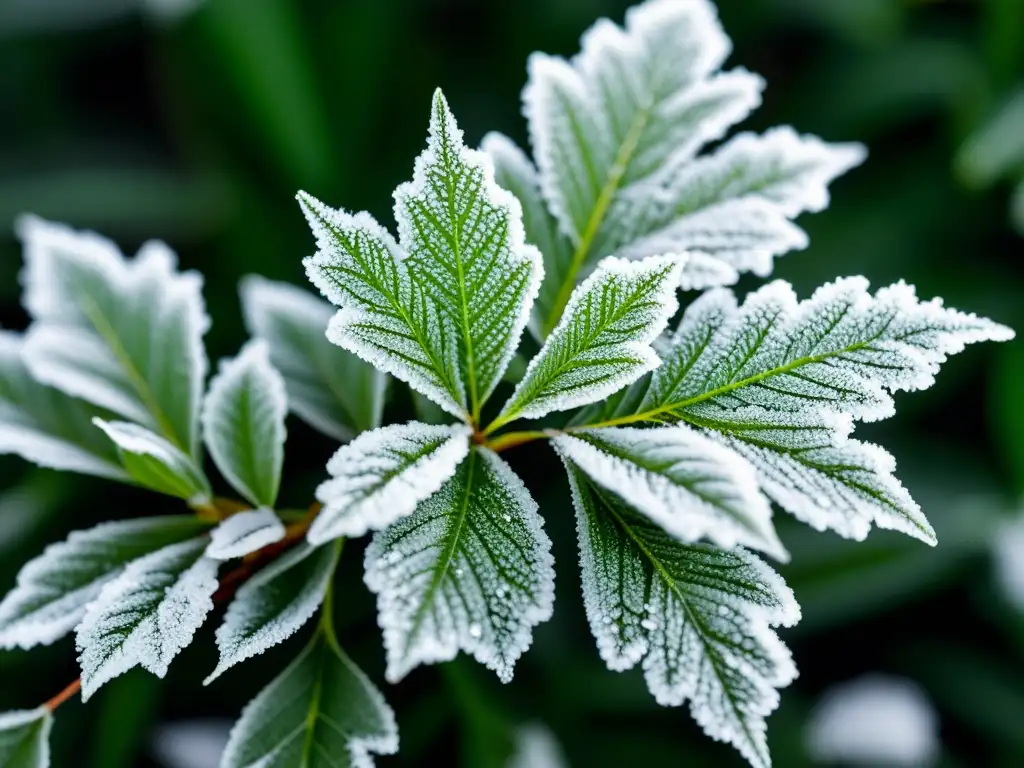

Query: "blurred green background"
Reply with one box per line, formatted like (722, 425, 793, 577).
(1, 0, 1023, 765)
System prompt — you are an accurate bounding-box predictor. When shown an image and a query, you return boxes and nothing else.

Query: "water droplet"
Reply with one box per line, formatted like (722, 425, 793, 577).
(468, 623, 482, 639)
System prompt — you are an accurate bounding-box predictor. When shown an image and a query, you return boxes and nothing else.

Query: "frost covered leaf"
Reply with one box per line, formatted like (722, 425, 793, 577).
(302, 90, 542, 421)
(310, 422, 471, 544)
(365, 446, 554, 683)
(553, 427, 785, 560)
(522, 0, 863, 332)
(207, 541, 339, 683)
(206, 508, 286, 561)
(0, 707, 52, 768)
(609, 277, 1013, 540)
(482, 132, 573, 340)
(76, 537, 219, 701)
(0, 517, 213, 650)
(508, 723, 569, 768)
(494, 255, 682, 426)
(202, 341, 287, 509)
(220, 632, 398, 768)
(240, 275, 387, 439)
(0, 329, 126, 480)
(18, 216, 209, 456)
(564, 464, 798, 768)
(94, 420, 211, 504)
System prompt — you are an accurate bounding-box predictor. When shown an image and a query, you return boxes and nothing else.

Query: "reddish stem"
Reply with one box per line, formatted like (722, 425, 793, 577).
(44, 678, 81, 712)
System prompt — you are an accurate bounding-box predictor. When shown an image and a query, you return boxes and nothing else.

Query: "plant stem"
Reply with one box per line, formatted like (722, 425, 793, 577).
(483, 429, 554, 453)
(44, 678, 81, 712)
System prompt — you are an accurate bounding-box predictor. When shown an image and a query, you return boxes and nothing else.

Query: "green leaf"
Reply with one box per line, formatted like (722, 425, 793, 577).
(365, 446, 555, 683)
(310, 422, 471, 544)
(0, 708, 52, 768)
(554, 426, 786, 560)
(956, 88, 1024, 187)
(563, 463, 799, 768)
(207, 541, 340, 684)
(18, 216, 209, 457)
(220, 631, 398, 768)
(206, 508, 286, 561)
(76, 537, 220, 701)
(94, 420, 212, 504)
(302, 89, 543, 422)
(493, 255, 682, 427)
(0, 329, 126, 480)
(202, 340, 288, 508)
(0, 516, 214, 650)
(240, 275, 387, 439)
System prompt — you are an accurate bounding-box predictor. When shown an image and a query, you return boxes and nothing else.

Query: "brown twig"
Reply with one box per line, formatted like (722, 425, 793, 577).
(44, 678, 81, 712)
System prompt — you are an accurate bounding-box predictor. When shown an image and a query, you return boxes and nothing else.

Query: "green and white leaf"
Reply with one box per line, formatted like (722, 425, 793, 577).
(0, 329, 125, 480)
(495, 255, 682, 425)
(0, 516, 213, 650)
(240, 275, 387, 439)
(18, 216, 209, 456)
(481, 132, 573, 340)
(365, 446, 554, 683)
(689, 406, 934, 544)
(553, 426, 786, 560)
(207, 541, 339, 683)
(520, 0, 862, 332)
(303, 89, 542, 421)
(202, 340, 287, 508)
(310, 422, 471, 544)
(0, 708, 52, 768)
(94, 420, 211, 504)
(206, 508, 286, 561)
(564, 463, 798, 768)
(76, 537, 219, 701)
(220, 632, 398, 768)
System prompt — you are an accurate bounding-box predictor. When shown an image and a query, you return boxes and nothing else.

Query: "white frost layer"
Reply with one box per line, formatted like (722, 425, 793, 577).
(806, 675, 939, 766)
(206, 508, 286, 561)
(311, 422, 471, 544)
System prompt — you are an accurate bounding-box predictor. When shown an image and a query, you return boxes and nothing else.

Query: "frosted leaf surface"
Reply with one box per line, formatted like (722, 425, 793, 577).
(302, 89, 542, 421)
(554, 427, 785, 560)
(992, 510, 1024, 611)
(310, 422, 471, 544)
(496, 256, 682, 424)
(76, 536, 220, 701)
(0, 707, 51, 768)
(206, 508, 286, 561)
(220, 632, 398, 768)
(18, 216, 209, 457)
(94, 420, 211, 504)
(508, 724, 569, 768)
(206, 541, 339, 683)
(0, 516, 213, 650)
(364, 447, 554, 683)
(522, 0, 861, 332)
(564, 464, 798, 768)
(482, 132, 574, 340)
(806, 675, 939, 767)
(240, 275, 387, 439)
(678, 252, 740, 291)
(0, 329, 125, 480)
(202, 340, 287, 508)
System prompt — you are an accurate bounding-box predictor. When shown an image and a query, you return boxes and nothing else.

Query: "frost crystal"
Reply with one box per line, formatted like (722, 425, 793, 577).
(17, 216, 209, 457)
(240, 275, 387, 439)
(302, 90, 542, 422)
(76, 537, 219, 701)
(310, 422, 471, 544)
(206, 508, 286, 561)
(0, 516, 213, 650)
(0, 329, 126, 481)
(505, 0, 862, 333)
(0, 707, 52, 768)
(564, 463, 798, 768)
(554, 427, 786, 560)
(202, 340, 288, 509)
(806, 675, 939, 766)
(364, 447, 555, 683)
(94, 419, 211, 504)
(497, 255, 683, 424)
(220, 633, 398, 768)
(206, 541, 338, 683)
